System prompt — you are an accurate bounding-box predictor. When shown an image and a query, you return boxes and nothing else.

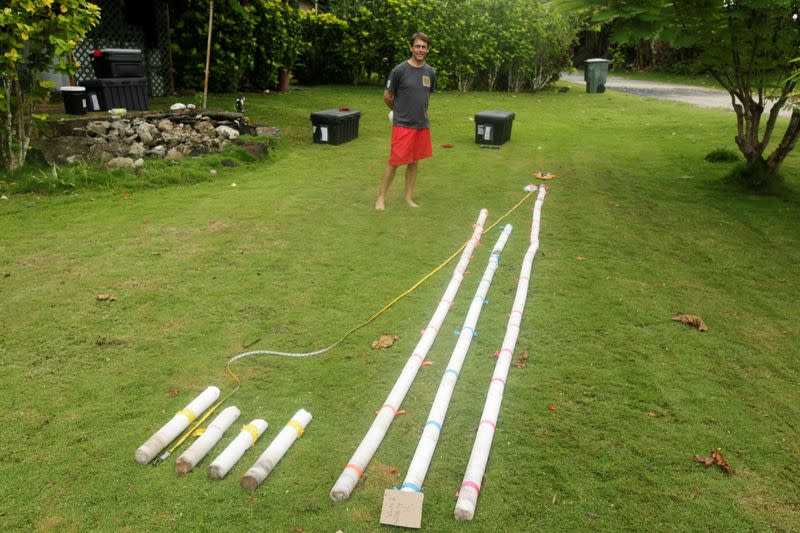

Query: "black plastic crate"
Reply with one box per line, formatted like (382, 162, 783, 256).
(60, 86, 87, 115)
(80, 78, 149, 111)
(310, 109, 361, 145)
(92, 48, 146, 78)
(475, 110, 515, 146)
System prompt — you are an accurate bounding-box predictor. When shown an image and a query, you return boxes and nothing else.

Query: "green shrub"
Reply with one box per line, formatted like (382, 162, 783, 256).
(170, 0, 257, 92)
(705, 147, 741, 163)
(724, 161, 781, 189)
(247, 0, 302, 90)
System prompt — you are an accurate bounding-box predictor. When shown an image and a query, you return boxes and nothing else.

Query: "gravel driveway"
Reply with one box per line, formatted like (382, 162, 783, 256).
(560, 72, 792, 118)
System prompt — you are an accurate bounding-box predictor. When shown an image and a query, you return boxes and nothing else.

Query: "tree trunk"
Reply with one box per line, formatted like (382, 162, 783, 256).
(765, 109, 800, 180)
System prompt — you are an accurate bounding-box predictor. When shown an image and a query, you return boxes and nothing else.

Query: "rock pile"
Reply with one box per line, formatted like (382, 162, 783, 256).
(37, 110, 278, 169)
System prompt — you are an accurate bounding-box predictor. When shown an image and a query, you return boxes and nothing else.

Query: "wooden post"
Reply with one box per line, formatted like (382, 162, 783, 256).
(203, 0, 214, 109)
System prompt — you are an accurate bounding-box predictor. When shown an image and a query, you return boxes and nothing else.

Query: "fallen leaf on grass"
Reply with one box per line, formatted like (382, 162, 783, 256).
(672, 314, 708, 332)
(441, 143, 454, 148)
(586, 512, 599, 519)
(371, 333, 399, 349)
(96, 294, 118, 302)
(694, 448, 734, 474)
(646, 412, 659, 417)
(547, 405, 559, 411)
(169, 388, 179, 398)
(552, 494, 558, 504)
(512, 349, 529, 368)
(388, 466, 398, 475)
(248, 496, 256, 505)
(295, 528, 304, 532)
(576, 256, 586, 261)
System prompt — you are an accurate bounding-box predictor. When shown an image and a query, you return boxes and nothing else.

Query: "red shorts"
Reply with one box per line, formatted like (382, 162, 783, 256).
(389, 126, 432, 166)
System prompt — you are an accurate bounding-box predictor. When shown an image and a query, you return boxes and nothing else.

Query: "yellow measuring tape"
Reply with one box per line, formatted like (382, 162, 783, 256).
(156, 189, 538, 464)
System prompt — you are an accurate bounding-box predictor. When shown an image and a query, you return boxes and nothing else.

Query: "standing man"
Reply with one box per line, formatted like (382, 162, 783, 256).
(375, 32, 436, 211)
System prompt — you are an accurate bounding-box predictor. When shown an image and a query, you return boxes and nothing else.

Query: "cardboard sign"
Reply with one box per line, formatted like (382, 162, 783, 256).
(379, 489, 424, 529)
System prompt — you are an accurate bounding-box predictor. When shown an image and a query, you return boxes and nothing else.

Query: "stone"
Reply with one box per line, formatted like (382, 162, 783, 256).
(87, 121, 110, 136)
(165, 148, 186, 159)
(129, 142, 146, 158)
(157, 118, 174, 132)
(136, 125, 154, 146)
(134, 158, 145, 167)
(255, 126, 281, 138)
(194, 120, 214, 134)
(219, 159, 236, 167)
(242, 140, 268, 157)
(215, 125, 239, 140)
(36, 136, 93, 165)
(170, 103, 187, 110)
(107, 157, 136, 169)
(150, 145, 167, 158)
(110, 120, 128, 136)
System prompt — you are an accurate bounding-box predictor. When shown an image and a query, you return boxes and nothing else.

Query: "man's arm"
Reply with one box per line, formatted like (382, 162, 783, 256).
(383, 89, 394, 110)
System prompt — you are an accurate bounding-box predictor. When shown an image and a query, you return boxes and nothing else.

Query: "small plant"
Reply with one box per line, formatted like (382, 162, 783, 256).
(705, 147, 741, 163)
(724, 161, 780, 189)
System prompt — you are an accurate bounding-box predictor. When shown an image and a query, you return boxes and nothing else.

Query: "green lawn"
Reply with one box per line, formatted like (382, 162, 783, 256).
(1, 85, 798, 532)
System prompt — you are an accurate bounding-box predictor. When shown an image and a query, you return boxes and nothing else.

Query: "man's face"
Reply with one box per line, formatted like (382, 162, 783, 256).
(410, 39, 429, 62)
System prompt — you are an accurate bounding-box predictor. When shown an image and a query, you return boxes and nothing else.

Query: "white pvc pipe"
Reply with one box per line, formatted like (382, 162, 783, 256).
(454, 186, 547, 520)
(208, 419, 268, 479)
(399, 224, 512, 494)
(241, 409, 312, 490)
(134, 386, 221, 465)
(330, 210, 489, 501)
(175, 405, 241, 474)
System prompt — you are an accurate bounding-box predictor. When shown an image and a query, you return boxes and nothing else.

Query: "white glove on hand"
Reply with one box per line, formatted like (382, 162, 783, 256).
(388, 110, 394, 123)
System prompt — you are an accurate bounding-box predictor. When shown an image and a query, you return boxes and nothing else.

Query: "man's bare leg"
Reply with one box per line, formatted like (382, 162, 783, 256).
(405, 161, 419, 207)
(376, 164, 398, 211)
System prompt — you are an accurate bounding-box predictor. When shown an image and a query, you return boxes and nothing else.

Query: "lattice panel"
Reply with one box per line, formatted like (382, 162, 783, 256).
(75, 0, 171, 97)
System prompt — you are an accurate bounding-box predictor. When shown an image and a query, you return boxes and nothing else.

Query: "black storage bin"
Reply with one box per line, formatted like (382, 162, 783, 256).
(310, 109, 361, 145)
(61, 86, 87, 115)
(79, 78, 149, 111)
(475, 110, 515, 146)
(92, 48, 146, 78)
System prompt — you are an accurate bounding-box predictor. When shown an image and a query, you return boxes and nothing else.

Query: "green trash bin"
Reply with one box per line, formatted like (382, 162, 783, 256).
(584, 58, 611, 93)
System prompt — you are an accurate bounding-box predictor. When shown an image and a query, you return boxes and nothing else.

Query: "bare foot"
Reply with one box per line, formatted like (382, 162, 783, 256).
(406, 198, 419, 208)
(375, 198, 386, 211)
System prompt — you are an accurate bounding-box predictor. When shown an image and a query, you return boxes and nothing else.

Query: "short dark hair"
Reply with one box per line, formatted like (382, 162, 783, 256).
(410, 32, 430, 48)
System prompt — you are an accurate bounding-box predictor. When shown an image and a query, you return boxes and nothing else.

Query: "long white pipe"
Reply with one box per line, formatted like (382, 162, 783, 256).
(330, 210, 489, 501)
(454, 186, 547, 520)
(241, 409, 312, 490)
(175, 405, 240, 474)
(399, 224, 512, 494)
(208, 419, 268, 479)
(134, 386, 221, 465)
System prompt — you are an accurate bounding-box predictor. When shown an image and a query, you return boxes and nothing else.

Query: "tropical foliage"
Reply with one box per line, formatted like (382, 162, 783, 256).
(170, 0, 578, 93)
(561, 0, 800, 184)
(0, 0, 101, 171)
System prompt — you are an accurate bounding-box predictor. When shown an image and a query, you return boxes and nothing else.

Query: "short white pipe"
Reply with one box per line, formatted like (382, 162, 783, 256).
(175, 406, 241, 474)
(208, 419, 268, 479)
(454, 186, 547, 520)
(134, 386, 221, 465)
(400, 224, 513, 494)
(330, 210, 489, 501)
(241, 409, 312, 490)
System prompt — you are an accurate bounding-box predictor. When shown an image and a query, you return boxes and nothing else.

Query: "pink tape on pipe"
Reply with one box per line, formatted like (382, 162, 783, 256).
(460, 480, 481, 495)
(491, 377, 506, 385)
(480, 419, 496, 430)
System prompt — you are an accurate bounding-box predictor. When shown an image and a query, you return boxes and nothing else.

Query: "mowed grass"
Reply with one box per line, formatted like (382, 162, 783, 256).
(0, 83, 798, 532)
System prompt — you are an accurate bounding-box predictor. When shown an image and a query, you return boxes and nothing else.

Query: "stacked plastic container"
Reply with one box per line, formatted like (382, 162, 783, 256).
(80, 49, 149, 111)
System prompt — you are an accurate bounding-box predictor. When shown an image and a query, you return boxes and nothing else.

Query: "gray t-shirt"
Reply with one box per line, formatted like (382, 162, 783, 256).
(386, 61, 436, 129)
